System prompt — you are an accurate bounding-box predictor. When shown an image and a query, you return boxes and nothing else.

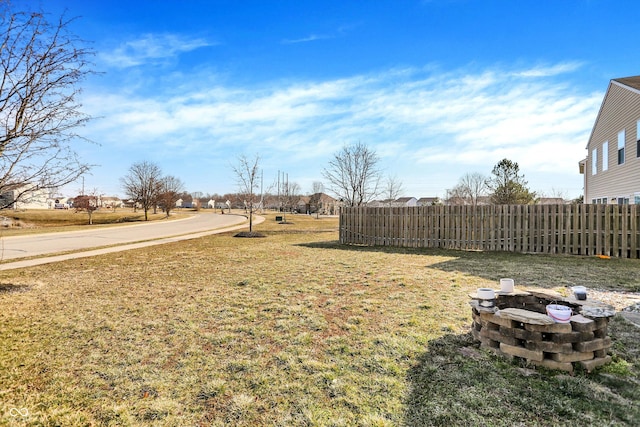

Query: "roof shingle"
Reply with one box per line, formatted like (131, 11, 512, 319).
(613, 76, 640, 91)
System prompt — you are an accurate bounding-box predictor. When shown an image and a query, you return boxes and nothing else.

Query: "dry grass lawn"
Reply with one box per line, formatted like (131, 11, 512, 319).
(0, 213, 638, 426)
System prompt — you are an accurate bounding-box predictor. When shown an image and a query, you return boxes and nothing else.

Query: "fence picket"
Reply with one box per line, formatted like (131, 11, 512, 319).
(627, 205, 640, 258)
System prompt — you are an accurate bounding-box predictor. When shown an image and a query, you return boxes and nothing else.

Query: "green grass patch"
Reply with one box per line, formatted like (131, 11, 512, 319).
(0, 213, 638, 425)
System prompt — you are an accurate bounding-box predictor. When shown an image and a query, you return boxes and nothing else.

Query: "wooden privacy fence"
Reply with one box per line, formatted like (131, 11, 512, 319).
(339, 204, 640, 258)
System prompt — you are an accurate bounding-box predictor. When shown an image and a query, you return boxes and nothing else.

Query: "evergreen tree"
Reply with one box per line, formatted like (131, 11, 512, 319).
(487, 159, 536, 204)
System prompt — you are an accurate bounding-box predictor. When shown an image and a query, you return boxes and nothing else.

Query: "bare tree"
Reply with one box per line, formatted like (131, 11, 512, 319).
(0, 3, 94, 209)
(311, 181, 324, 195)
(191, 191, 203, 211)
(73, 189, 99, 225)
(281, 181, 301, 213)
(120, 161, 163, 221)
(459, 172, 488, 207)
(323, 142, 382, 207)
(383, 174, 404, 206)
(231, 154, 260, 233)
(309, 181, 325, 217)
(222, 193, 235, 213)
(536, 187, 567, 204)
(446, 172, 489, 207)
(156, 175, 184, 217)
(445, 184, 466, 206)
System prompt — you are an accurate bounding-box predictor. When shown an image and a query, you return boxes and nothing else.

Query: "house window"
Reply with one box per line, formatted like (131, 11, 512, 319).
(618, 129, 625, 164)
(602, 141, 608, 171)
(637, 120, 640, 157)
(602, 198, 607, 204)
(592, 148, 597, 174)
(592, 199, 596, 204)
(635, 194, 640, 205)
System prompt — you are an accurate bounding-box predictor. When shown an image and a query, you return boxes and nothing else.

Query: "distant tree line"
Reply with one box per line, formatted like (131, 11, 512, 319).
(113, 148, 551, 228)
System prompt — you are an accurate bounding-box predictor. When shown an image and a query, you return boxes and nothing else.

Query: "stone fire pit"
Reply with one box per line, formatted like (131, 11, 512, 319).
(470, 288, 615, 373)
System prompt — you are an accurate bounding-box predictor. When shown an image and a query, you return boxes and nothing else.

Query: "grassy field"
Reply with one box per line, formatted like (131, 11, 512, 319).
(0, 213, 638, 426)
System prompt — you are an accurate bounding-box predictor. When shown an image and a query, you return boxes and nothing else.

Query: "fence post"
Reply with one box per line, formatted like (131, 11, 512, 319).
(631, 205, 638, 259)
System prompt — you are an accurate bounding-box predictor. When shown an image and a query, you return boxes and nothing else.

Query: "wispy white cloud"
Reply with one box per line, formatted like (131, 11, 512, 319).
(282, 34, 333, 44)
(513, 61, 584, 77)
(99, 33, 215, 68)
(82, 62, 600, 197)
(281, 23, 357, 44)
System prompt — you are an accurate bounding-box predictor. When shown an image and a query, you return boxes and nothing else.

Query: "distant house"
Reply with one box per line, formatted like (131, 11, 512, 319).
(50, 197, 71, 209)
(417, 197, 441, 206)
(100, 196, 123, 209)
(365, 200, 390, 207)
(476, 196, 492, 206)
(582, 76, 640, 204)
(537, 197, 566, 205)
(122, 199, 138, 209)
(179, 198, 206, 209)
(298, 193, 338, 214)
(176, 195, 194, 208)
(391, 197, 418, 207)
(368, 197, 441, 207)
(0, 184, 50, 210)
(296, 196, 310, 213)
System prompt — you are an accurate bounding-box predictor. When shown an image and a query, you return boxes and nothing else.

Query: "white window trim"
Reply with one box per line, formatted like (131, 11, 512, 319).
(637, 120, 640, 158)
(618, 129, 625, 165)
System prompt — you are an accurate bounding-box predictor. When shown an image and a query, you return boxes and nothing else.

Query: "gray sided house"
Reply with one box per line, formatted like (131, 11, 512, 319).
(582, 76, 640, 204)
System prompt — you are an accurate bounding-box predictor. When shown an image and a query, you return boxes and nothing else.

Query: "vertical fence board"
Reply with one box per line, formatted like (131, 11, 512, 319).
(631, 205, 638, 259)
(621, 205, 628, 258)
(522, 205, 529, 253)
(559, 204, 565, 253)
(583, 204, 589, 256)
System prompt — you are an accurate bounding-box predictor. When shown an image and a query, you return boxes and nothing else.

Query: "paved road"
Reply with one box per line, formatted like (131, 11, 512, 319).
(0, 213, 255, 270)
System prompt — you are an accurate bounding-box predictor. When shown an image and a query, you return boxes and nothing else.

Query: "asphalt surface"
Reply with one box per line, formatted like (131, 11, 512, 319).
(0, 213, 257, 270)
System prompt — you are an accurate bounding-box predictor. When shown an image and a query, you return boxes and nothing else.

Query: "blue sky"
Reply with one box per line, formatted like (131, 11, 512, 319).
(19, 0, 640, 199)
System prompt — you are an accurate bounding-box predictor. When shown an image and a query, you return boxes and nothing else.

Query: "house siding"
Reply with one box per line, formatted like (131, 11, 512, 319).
(585, 80, 640, 204)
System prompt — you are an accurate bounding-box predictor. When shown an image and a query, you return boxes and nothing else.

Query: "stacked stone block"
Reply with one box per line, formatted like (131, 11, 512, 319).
(470, 289, 614, 373)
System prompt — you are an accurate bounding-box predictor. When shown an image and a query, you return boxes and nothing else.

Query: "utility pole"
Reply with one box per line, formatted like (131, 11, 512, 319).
(260, 169, 263, 213)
